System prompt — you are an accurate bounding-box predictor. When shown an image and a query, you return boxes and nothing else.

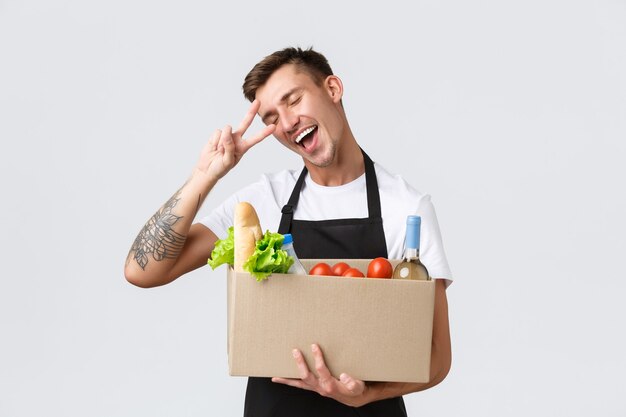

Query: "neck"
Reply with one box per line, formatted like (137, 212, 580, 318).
(305, 132, 364, 186)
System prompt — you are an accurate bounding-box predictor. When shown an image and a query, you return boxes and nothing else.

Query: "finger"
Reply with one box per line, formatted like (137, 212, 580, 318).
(220, 125, 235, 165)
(240, 124, 276, 153)
(311, 344, 333, 380)
(271, 377, 313, 391)
(217, 125, 232, 144)
(339, 373, 365, 395)
(292, 349, 316, 385)
(201, 129, 221, 154)
(235, 99, 261, 137)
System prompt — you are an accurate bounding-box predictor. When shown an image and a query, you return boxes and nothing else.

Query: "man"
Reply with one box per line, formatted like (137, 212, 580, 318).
(125, 47, 452, 416)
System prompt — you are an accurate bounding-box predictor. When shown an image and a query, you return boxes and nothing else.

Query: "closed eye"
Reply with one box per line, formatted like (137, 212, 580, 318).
(262, 115, 279, 125)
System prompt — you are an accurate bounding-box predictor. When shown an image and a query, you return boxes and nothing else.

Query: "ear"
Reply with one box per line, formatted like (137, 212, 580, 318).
(324, 75, 344, 103)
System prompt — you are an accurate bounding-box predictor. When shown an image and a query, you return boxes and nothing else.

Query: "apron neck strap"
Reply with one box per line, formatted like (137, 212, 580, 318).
(278, 149, 381, 234)
(362, 149, 382, 218)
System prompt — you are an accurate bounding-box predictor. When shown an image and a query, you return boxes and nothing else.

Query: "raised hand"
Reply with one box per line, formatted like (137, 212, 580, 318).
(196, 99, 275, 181)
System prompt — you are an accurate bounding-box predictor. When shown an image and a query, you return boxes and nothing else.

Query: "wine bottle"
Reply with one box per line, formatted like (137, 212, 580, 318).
(282, 234, 307, 275)
(393, 216, 431, 281)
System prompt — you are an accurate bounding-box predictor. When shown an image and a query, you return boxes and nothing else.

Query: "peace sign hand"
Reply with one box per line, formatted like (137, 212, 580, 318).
(196, 99, 275, 182)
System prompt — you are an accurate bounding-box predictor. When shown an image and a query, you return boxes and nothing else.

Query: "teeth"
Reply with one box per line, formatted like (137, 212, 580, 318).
(295, 126, 316, 144)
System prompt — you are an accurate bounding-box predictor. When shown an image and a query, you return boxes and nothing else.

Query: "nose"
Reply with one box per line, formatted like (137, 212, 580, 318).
(278, 109, 299, 136)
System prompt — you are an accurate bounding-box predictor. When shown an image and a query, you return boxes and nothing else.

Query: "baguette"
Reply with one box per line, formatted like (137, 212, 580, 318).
(234, 202, 263, 272)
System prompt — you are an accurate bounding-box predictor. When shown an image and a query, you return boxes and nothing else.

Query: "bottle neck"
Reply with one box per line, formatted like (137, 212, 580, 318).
(403, 247, 420, 260)
(405, 217, 421, 258)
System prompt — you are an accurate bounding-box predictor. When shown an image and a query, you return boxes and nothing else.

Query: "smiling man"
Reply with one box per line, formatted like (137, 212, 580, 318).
(125, 47, 453, 417)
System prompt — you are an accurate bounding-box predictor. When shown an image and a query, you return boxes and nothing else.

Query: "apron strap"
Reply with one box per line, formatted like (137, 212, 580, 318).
(362, 149, 382, 218)
(277, 167, 308, 234)
(277, 148, 382, 234)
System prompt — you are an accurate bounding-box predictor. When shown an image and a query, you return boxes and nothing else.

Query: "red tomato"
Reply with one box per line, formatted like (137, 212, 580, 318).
(309, 262, 333, 276)
(342, 267, 365, 278)
(331, 262, 350, 276)
(367, 257, 393, 279)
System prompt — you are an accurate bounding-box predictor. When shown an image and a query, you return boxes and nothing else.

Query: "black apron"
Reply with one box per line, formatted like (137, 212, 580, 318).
(243, 150, 408, 417)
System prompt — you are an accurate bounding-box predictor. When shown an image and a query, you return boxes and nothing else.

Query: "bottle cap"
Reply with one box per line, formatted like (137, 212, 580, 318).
(406, 216, 421, 250)
(282, 233, 293, 245)
(406, 215, 421, 227)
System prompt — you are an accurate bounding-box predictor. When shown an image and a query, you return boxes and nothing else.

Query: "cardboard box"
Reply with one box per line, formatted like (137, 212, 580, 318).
(226, 259, 435, 383)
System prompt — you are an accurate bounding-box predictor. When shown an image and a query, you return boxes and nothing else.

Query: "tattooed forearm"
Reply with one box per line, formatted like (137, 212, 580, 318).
(127, 188, 187, 270)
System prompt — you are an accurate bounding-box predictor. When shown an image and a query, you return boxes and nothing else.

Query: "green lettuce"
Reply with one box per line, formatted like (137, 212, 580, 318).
(207, 227, 293, 281)
(243, 230, 294, 281)
(207, 226, 234, 269)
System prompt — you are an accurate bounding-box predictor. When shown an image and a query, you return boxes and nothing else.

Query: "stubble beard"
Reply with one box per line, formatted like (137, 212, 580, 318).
(305, 139, 337, 168)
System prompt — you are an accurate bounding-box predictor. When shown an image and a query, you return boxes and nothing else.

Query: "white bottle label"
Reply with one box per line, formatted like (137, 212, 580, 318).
(399, 267, 409, 278)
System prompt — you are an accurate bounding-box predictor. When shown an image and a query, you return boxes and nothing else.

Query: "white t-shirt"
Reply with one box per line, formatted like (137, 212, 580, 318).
(200, 163, 453, 286)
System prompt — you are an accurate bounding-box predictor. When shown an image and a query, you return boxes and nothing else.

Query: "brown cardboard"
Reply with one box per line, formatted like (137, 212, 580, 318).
(226, 259, 435, 383)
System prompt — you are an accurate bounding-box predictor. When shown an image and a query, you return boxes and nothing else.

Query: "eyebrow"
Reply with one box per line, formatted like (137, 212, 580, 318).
(260, 87, 303, 123)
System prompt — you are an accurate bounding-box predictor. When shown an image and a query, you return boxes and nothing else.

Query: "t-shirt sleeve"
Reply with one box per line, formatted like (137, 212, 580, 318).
(417, 195, 453, 288)
(197, 174, 281, 239)
(197, 176, 266, 239)
(198, 191, 239, 240)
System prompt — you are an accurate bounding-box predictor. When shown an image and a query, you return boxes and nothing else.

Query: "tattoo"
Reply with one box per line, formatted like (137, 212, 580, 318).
(128, 189, 187, 270)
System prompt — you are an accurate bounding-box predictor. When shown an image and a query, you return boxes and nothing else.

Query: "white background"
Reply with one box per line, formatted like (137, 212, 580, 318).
(1, 0, 625, 416)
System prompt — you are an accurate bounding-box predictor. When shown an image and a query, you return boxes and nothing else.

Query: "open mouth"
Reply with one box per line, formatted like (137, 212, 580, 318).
(294, 126, 317, 147)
